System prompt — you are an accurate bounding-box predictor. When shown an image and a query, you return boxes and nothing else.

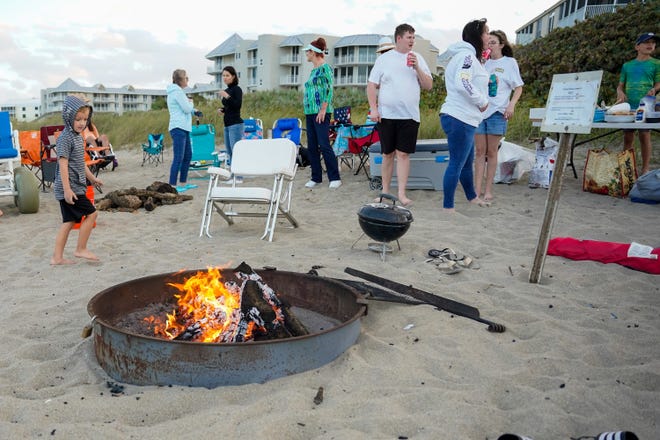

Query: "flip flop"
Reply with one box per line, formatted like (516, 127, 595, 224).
(175, 186, 188, 193)
(185, 183, 198, 189)
(572, 432, 639, 440)
(498, 435, 534, 440)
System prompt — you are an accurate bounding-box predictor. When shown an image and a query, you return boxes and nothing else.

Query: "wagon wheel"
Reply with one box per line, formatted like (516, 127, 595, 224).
(13, 167, 40, 214)
(369, 176, 382, 191)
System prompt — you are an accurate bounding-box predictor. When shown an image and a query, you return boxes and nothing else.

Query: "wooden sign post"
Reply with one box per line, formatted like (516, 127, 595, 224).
(529, 70, 603, 284)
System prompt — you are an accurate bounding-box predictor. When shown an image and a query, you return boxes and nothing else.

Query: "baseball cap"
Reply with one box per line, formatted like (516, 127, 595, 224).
(636, 32, 659, 45)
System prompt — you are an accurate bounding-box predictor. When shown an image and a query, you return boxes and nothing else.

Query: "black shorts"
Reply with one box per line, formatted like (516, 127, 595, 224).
(59, 193, 96, 223)
(377, 119, 420, 154)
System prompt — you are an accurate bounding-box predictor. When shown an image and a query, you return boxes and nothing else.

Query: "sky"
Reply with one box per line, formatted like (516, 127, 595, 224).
(0, 0, 556, 103)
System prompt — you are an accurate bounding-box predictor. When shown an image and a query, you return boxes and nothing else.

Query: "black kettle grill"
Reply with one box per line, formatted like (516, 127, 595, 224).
(353, 194, 413, 260)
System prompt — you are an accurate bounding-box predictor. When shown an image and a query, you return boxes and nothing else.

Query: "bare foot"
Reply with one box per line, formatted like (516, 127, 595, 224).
(470, 197, 490, 207)
(443, 207, 456, 213)
(399, 197, 413, 207)
(51, 258, 77, 265)
(640, 168, 649, 176)
(74, 249, 100, 261)
(483, 193, 494, 202)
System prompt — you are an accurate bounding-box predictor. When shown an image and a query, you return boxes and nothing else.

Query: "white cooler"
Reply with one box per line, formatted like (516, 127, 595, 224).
(368, 139, 449, 191)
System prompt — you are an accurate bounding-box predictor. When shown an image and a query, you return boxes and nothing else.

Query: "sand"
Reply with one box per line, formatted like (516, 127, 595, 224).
(0, 147, 658, 439)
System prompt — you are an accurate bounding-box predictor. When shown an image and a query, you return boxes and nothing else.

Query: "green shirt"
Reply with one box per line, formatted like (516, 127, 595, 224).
(619, 57, 660, 109)
(303, 63, 334, 115)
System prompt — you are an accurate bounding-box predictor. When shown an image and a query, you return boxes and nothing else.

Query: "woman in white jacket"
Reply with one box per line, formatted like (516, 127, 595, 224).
(439, 19, 491, 211)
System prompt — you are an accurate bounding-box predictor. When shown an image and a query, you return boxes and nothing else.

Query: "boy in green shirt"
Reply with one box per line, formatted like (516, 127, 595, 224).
(616, 32, 660, 175)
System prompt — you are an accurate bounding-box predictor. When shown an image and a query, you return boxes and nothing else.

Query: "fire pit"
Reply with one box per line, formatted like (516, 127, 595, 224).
(87, 267, 367, 388)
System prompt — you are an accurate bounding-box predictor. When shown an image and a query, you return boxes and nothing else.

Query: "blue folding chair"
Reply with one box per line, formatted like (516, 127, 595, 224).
(272, 118, 303, 146)
(141, 133, 164, 166)
(243, 118, 263, 140)
(272, 118, 306, 167)
(190, 123, 218, 169)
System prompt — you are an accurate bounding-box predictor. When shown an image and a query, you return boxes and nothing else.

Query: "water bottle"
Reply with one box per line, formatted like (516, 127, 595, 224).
(636, 96, 655, 123)
(488, 74, 498, 97)
(634, 99, 646, 123)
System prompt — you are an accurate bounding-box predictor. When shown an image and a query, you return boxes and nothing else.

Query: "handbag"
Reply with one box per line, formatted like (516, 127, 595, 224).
(582, 148, 637, 197)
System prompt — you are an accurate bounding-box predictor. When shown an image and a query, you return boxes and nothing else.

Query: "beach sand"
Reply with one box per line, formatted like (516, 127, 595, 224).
(0, 147, 658, 439)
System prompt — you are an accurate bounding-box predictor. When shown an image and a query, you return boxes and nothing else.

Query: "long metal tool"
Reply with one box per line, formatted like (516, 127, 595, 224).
(344, 267, 505, 332)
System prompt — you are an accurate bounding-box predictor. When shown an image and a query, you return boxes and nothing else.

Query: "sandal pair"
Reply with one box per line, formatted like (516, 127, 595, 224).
(427, 248, 473, 269)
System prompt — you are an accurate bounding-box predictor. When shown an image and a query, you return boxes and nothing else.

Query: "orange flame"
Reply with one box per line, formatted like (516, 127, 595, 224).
(143, 267, 262, 343)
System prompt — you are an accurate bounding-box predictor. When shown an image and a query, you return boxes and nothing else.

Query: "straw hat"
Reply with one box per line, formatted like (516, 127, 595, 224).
(376, 36, 395, 54)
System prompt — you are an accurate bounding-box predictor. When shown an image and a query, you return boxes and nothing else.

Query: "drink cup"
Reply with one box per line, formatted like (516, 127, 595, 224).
(406, 52, 414, 67)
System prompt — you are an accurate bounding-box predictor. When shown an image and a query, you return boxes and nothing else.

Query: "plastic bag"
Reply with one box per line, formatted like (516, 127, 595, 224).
(528, 137, 559, 189)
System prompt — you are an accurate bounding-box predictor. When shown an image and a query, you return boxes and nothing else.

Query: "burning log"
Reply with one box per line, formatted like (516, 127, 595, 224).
(234, 263, 309, 339)
(139, 263, 308, 343)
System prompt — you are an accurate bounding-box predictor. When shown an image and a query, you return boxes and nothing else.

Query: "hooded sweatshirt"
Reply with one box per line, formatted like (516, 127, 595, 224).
(167, 83, 195, 132)
(440, 41, 489, 127)
(53, 95, 91, 200)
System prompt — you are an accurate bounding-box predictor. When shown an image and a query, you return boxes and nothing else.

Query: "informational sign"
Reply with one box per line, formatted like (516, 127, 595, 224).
(541, 70, 603, 134)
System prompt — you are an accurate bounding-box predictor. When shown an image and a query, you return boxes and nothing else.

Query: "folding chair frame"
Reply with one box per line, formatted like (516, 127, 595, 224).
(199, 139, 299, 242)
(141, 134, 164, 166)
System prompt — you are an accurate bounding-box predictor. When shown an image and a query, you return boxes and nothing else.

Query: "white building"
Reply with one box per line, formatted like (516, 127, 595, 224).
(0, 99, 41, 122)
(37, 32, 439, 116)
(205, 33, 439, 92)
(40, 78, 220, 116)
(515, 0, 643, 45)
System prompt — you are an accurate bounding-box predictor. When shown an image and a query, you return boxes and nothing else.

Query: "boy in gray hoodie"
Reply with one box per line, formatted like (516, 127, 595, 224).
(51, 94, 103, 265)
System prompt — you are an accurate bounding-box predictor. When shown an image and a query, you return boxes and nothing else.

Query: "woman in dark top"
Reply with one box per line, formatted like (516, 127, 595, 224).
(218, 66, 244, 164)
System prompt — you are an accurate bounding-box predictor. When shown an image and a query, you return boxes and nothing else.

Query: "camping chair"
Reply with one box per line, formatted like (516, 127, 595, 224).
(329, 106, 352, 157)
(19, 130, 42, 174)
(199, 138, 299, 242)
(39, 125, 64, 191)
(86, 142, 117, 174)
(344, 123, 379, 179)
(243, 118, 263, 140)
(272, 117, 307, 167)
(141, 133, 164, 166)
(272, 118, 303, 145)
(190, 122, 218, 170)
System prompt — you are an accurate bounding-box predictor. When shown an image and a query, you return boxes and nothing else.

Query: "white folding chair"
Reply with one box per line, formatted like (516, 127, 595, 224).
(199, 138, 299, 241)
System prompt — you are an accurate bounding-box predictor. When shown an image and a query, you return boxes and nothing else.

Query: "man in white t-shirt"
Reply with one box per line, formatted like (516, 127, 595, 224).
(367, 23, 433, 207)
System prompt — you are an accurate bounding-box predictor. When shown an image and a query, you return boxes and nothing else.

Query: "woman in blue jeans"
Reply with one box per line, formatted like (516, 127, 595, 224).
(439, 19, 491, 211)
(218, 66, 244, 164)
(166, 69, 195, 188)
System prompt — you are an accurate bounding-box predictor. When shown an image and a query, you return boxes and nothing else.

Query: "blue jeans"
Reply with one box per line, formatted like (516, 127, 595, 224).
(224, 123, 244, 162)
(169, 128, 192, 186)
(441, 114, 478, 209)
(305, 113, 340, 182)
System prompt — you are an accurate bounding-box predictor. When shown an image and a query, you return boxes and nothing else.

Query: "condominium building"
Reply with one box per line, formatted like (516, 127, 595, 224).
(0, 99, 41, 122)
(37, 32, 439, 116)
(515, 0, 642, 45)
(205, 33, 440, 92)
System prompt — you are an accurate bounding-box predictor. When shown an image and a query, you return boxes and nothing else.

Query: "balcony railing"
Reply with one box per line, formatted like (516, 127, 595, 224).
(584, 4, 619, 19)
(280, 54, 301, 64)
(280, 75, 300, 86)
(207, 65, 223, 74)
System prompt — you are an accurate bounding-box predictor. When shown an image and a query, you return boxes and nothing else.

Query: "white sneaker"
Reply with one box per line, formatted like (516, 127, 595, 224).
(329, 180, 342, 189)
(305, 180, 320, 188)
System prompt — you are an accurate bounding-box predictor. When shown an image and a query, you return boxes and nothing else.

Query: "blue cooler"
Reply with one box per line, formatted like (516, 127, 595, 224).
(368, 139, 449, 191)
